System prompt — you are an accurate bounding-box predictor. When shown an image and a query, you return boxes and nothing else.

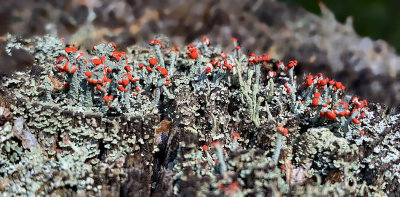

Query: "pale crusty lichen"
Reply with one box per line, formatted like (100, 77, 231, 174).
(1, 34, 399, 196)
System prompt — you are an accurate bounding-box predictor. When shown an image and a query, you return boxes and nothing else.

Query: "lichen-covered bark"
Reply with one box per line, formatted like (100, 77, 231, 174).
(0, 35, 399, 196)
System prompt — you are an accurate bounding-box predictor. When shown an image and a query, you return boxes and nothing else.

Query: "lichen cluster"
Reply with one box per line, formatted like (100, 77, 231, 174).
(0, 34, 399, 196)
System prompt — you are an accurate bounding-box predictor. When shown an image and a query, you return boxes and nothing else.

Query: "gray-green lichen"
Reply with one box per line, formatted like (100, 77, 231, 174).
(0, 34, 399, 196)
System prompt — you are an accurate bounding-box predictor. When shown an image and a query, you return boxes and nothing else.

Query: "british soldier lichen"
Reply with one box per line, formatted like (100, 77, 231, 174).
(0, 34, 399, 196)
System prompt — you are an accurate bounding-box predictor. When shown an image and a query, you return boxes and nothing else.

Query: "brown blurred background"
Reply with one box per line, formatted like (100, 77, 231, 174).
(1, 0, 400, 107)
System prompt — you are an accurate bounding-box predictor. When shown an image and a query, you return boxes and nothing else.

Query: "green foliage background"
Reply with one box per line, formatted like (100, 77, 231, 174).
(284, 0, 400, 54)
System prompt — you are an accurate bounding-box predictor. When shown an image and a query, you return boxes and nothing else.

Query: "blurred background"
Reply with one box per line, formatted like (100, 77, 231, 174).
(285, 0, 400, 53)
(1, 0, 400, 107)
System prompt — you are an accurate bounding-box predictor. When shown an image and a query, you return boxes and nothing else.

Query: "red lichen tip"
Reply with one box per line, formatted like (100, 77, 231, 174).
(352, 118, 361, 124)
(325, 111, 337, 120)
(92, 58, 102, 65)
(56, 56, 64, 63)
(202, 145, 208, 151)
(139, 63, 145, 69)
(229, 182, 239, 191)
(305, 78, 314, 87)
(149, 39, 162, 47)
(277, 62, 285, 70)
(149, 58, 157, 66)
(232, 132, 240, 138)
(65, 47, 77, 53)
(122, 79, 129, 86)
(189, 51, 198, 59)
(312, 98, 319, 106)
(104, 95, 110, 103)
(267, 71, 276, 78)
(277, 125, 288, 136)
(117, 86, 125, 91)
(159, 67, 168, 76)
(287, 60, 298, 68)
(124, 65, 131, 72)
(206, 66, 212, 74)
(109, 42, 117, 48)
